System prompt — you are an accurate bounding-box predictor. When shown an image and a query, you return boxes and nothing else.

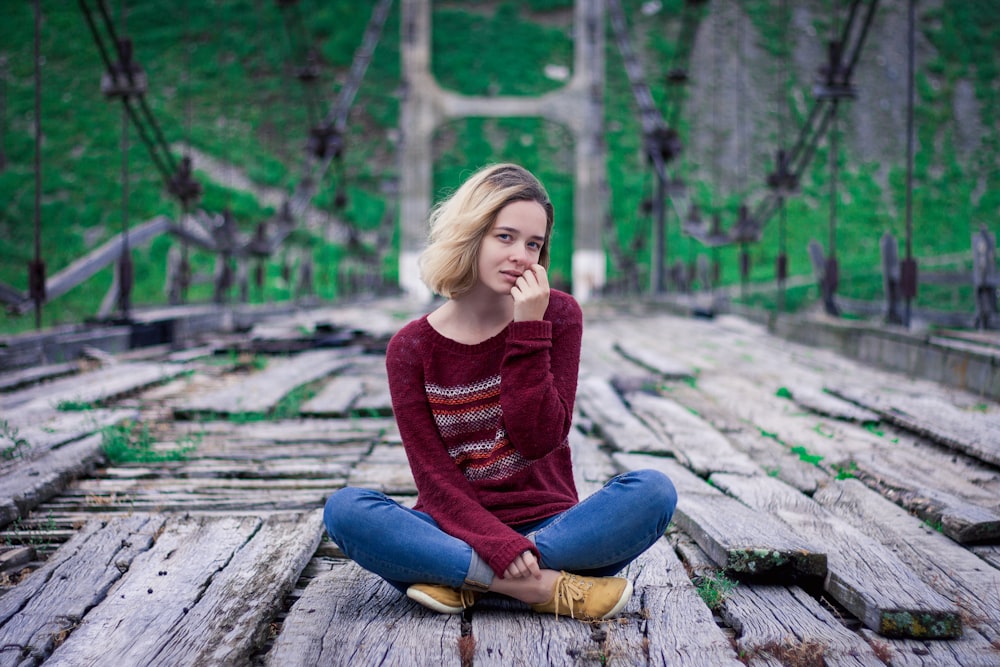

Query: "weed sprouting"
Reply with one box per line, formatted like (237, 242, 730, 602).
(56, 399, 97, 411)
(834, 461, 858, 480)
(101, 421, 197, 465)
(0, 420, 31, 460)
(694, 571, 738, 611)
(790, 445, 823, 466)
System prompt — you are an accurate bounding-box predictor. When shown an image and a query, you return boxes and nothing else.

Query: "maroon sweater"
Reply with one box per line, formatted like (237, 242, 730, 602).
(385, 289, 582, 577)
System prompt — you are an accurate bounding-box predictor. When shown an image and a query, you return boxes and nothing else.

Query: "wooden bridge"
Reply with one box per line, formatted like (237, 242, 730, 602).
(1, 298, 999, 665)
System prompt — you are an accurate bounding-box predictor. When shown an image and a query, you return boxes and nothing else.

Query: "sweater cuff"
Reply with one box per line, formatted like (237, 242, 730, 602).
(489, 538, 540, 578)
(509, 319, 552, 340)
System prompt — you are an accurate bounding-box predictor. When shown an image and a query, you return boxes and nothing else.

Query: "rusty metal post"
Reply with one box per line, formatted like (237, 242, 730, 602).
(0, 55, 7, 172)
(901, 0, 918, 327)
(31, 0, 45, 329)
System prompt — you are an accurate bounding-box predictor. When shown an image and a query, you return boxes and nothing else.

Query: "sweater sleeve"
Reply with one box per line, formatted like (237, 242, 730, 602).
(385, 326, 539, 578)
(500, 291, 583, 460)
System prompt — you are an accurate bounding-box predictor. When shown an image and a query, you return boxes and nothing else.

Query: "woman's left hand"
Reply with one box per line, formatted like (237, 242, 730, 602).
(511, 264, 550, 322)
(504, 550, 542, 580)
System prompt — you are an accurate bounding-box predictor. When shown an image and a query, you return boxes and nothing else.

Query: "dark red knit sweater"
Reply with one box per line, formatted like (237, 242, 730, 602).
(385, 289, 582, 577)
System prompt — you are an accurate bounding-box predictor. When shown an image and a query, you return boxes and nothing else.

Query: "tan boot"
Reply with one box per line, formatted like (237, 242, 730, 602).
(406, 583, 480, 614)
(530, 571, 633, 620)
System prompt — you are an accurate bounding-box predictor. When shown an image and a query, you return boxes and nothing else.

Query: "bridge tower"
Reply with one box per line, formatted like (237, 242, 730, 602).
(398, 0, 607, 301)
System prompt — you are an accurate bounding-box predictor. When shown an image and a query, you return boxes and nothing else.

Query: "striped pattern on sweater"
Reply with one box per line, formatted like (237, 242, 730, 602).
(427, 375, 531, 482)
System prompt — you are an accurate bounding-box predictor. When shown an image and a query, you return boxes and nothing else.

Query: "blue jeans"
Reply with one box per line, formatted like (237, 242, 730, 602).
(323, 469, 677, 591)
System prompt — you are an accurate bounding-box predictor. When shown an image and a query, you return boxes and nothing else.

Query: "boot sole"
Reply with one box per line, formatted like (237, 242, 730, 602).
(406, 587, 465, 614)
(598, 579, 634, 620)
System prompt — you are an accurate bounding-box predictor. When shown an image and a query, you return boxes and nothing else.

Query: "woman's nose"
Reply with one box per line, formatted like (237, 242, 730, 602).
(509, 246, 528, 264)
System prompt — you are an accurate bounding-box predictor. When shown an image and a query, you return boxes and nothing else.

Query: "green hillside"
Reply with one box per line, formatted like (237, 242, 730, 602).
(0, 0, 997, 333)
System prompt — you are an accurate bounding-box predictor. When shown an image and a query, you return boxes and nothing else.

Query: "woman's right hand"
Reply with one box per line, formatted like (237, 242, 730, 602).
(503, 550, 542, 580)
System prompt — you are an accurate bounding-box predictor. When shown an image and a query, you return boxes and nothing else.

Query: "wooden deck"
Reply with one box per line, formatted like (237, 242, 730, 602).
(1, 298, 1000, 665)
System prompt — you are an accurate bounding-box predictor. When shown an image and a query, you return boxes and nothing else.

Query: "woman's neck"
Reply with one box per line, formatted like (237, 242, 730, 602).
(428, 289, 514, 345)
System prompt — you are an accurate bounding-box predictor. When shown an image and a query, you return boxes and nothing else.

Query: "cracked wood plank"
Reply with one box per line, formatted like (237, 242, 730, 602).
(722, 584, 886, 667)
(151, 510, 323, 666)
(0, 362, 185, 412)
(0, 433, 109, 528)
(828, 385, 1000, 468)
(813, 478, 1000, 637)
(575, 377, 663, 453)
(622, 539, 744, 666)
(264, 558, 462, 666)
(625, 392, 759, 476)
(615, 454, 826, 580)
(174, 350, 351, 416)
(0, 514, 164, 667)
(711, 473, 962, 639)
(44, 515, 263, 666)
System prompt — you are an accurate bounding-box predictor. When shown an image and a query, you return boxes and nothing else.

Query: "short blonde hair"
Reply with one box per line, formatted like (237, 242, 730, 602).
(419, 164, 554, 298)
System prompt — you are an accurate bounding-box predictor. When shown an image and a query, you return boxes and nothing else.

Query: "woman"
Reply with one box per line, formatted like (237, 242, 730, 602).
(324, 163, 676, 620)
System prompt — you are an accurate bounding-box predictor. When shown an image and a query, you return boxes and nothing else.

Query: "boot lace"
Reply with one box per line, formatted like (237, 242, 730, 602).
(550, 572, 593, 619)
(459, 588, 478, 609)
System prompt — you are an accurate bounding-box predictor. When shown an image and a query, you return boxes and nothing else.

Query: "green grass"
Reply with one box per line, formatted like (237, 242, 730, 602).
(790, 445, 823, 467)
(694, 571, 738, 611)
(0, 419, 31, 461)
(56, 399, 97, 411)
(100, 420, 197, 465)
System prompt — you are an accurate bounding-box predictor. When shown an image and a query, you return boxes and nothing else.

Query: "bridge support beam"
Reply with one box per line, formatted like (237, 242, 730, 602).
(398, 0, 607, 301)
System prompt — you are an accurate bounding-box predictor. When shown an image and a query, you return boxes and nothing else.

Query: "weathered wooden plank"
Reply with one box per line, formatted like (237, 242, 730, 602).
(694, 374, 1000, 543)
(471, 596, 605, 667)
(109, 458, 356, 481)
(174, 349, 352, 416)
(858, 628, 1000, 666)
(568, 429, 617, 498)
(47, 486, 334, 514)
(172, 417, 393, 442)
(615, 454, 826, 579)
(626, 392, 760, 476)
(785, 385, 880, 423)
(663, 383, 829, 495)
(351, 374, 394, 416)
(0, 514, 164, 666)
(813, 478, 1000, 636)
(0, 433, 107, 528)
(44, 515, 263, 666)
(829, 385, 1000, 467)
(969, 544, 1000, 571)
(0, 361, 78, 392)
(668, 527, 719, 580)
(346, 460, 416, 495)
(844, 452, 1000, 545)
(575, 377, 663, 453)
(711, 473, 962, 638)
(0, 408, 134, 477)
(264, 558, 463, 666)
(298, 376, 366, 416)
(151, 511, 323, 666)
(579, 325, 650, 381)
(0, 362, 184, 412)
(721, 584, 887, 667)
(612, 339, 696, 380)
(623, 539, 744, 666)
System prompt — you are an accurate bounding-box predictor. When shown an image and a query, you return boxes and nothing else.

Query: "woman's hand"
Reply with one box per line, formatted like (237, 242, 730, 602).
(503, 550, 542, 580)
(511, 264, 550, 322)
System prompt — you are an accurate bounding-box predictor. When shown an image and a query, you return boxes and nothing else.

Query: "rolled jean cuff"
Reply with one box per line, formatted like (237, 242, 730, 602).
(464, 552, 493, 591)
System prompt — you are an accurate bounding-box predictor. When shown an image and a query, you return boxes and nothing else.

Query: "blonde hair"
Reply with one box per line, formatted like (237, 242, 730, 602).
(419, 163, 554, 298)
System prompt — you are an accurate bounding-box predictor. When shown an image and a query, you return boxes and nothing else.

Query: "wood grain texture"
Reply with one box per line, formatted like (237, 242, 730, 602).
(616, 454, 826, 579)
(712, 473, 962, 638)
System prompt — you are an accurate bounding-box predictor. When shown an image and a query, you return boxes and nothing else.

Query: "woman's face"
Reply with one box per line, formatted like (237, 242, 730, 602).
(476, 200, 548, 296)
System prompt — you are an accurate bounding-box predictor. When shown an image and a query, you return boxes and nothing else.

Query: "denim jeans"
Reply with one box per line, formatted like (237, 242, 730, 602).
(323, 469, 677, 591)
